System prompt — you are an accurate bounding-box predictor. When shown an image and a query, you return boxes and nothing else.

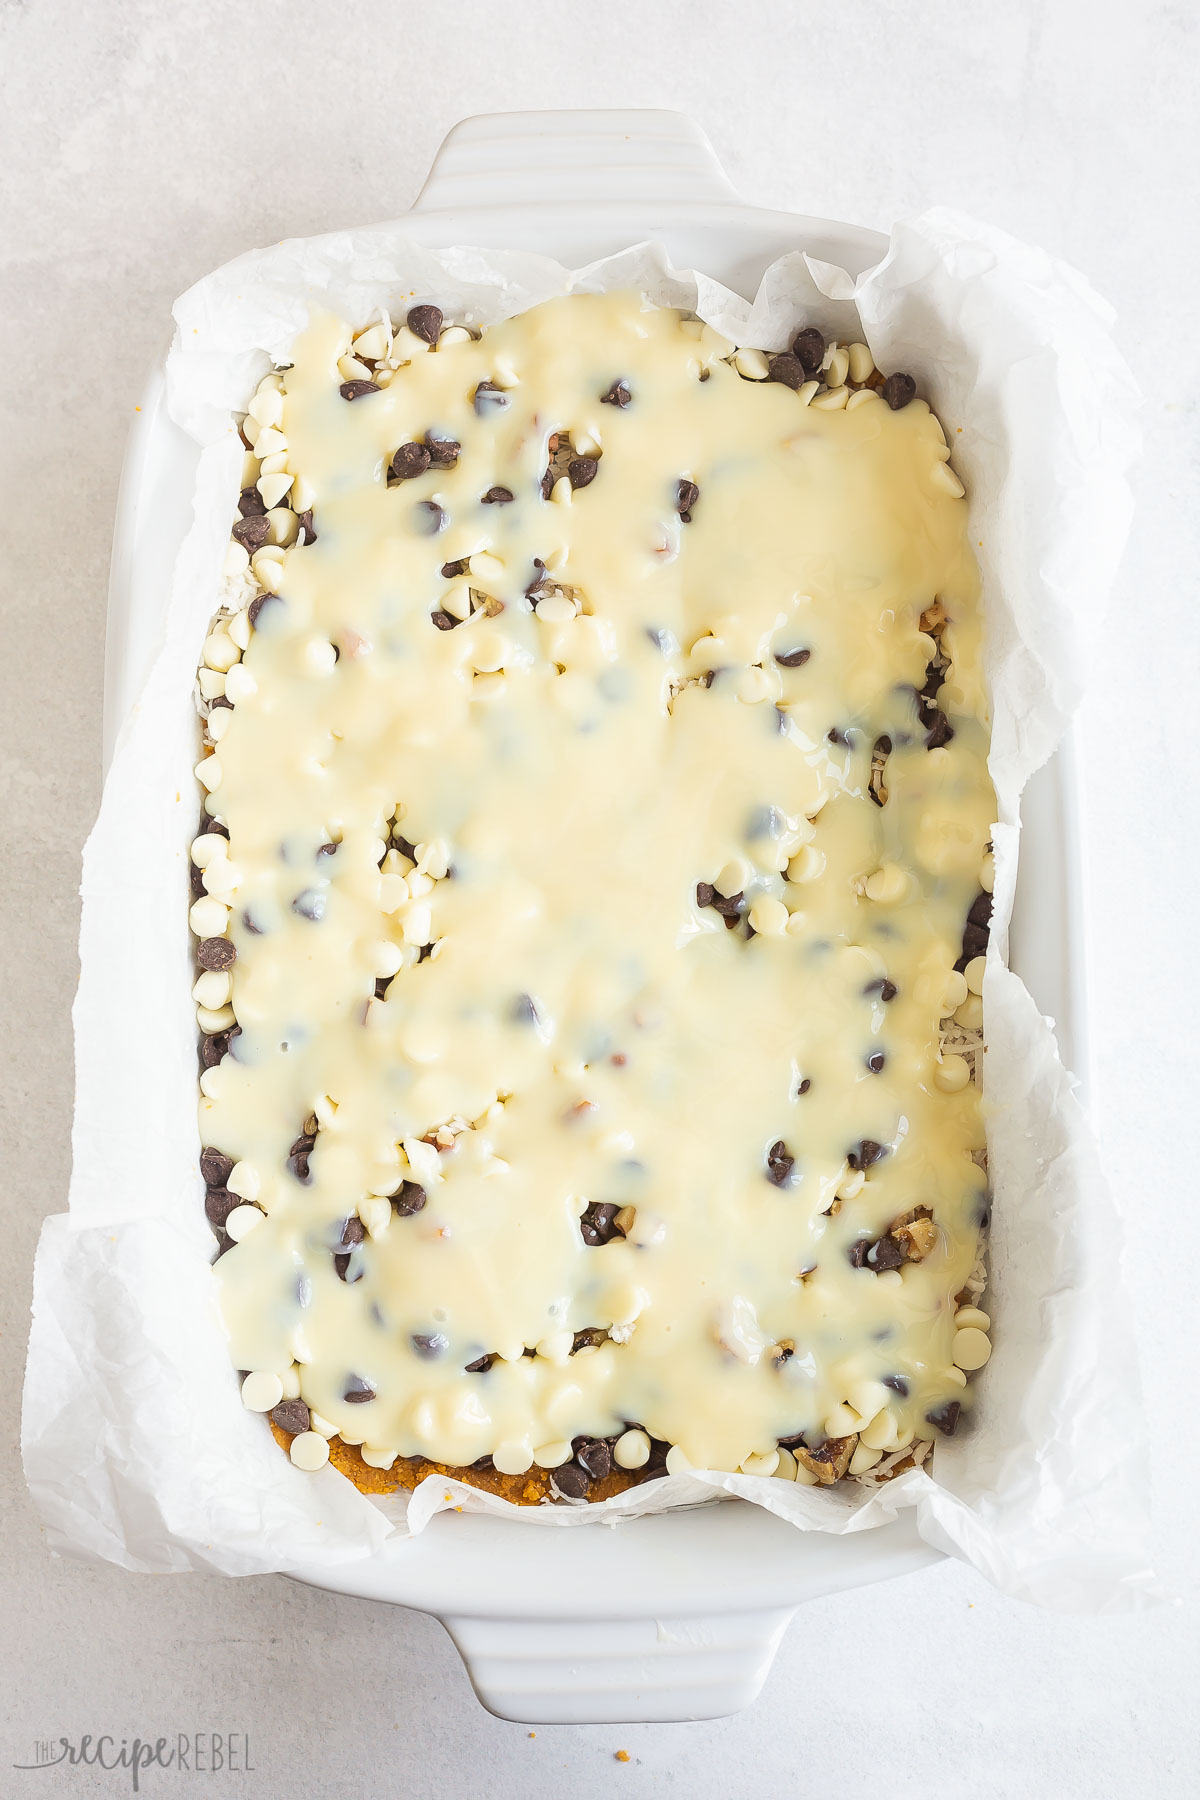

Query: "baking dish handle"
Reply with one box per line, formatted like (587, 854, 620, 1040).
(440, 1605, 794, 1724)
(413, 108, 740, 213)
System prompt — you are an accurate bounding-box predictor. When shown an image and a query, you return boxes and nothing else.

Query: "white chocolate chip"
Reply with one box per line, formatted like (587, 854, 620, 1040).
(573, 427, 601, 456)
(859, 1408, 900, 1451)
(716, 857, 750, 897)
(301, 636, 338, 677)
(227, 1161, 260, 1200)
(955, 994, 984, 1032)
(352, 324, 389, 361)
(965, 955, 986, 995)
(290, 1431, 331, 1470)
(748, 896, 789, 936)
(734, 666, 772, 704)
(248, 387, 283, 429)
(196, 1004, 236, 1033)
(189, 896, 229, 936)
(847, 342, 876, 383)
(257, 470, 295, 509)
(202, 630, 240, 673)
(281, 1366, 302, 1399)
(223, 540, 250, 578)
(192, 969, 231, 1009)
(266, 506, 300, 548)
(492, 1441, 534, 1475)
(930, 463, 966, 498)
(226, 1204, 264, 1242)
(224, 662, 258, 704)
(201, 858, 243, 897)
(773, 1447, 798, 1481)
(864, 862, 910, 904)
(190, 832, 228, 869)
(359, 1445, 396, 1469)
(195, 755, 223, 792)
(952, 1326, 991, 1370)
(796, 379, 820, 406)
(845, 387, 880, 411)
(812, 384, 850, 411)
(613, 1428, 651, 1470)
(980, 850, 995, 893)
(435, 325, 472, 350)
(251, 551, 285, 593)
(241, 1370, 283, 1411)
(934, 1055, 971, 1093)
(822, 1404, 861, 1437)
(253, 426, 287, 459)
(738, 1449, 780, 1477)
(336, 353, 372, 382)
(257, 450, 290, 477)
(954, 1305, 992, 1331)
(732, 347, 770, 380)
(533, 1440, 573, 1468)
(826, 345, 850, 388)
(848, 1441, 883, 1474)
(665, 1445, 693, 1475)
(197, 667, 227, 700)
(468, 551, 505, 585)
(942, 969, 969, 1013)
(787, 845, 825, 883)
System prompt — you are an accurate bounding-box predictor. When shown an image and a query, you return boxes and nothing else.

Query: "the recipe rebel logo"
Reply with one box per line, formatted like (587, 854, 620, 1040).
(13, 1733, 254, 1790)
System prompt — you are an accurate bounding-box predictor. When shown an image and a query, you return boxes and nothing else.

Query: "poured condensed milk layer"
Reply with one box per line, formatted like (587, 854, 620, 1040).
(197, 292, 995, 1480)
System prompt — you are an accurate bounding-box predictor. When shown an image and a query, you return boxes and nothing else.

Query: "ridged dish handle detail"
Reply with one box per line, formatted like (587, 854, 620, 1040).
(440, 1606, 795, 1723)
(413, 109, 739, 213)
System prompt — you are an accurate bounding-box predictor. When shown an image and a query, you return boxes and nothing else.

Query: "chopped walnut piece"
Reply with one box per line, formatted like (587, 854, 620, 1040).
(890, 1204, 937, 1261)
(794, 1435, 855, 1484)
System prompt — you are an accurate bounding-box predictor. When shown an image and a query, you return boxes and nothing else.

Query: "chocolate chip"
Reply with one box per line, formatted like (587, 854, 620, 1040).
(920, 662, 946, 701)
(574, 1437, 612, 1480)
(199, 1026, 239, 1069)
(865, 978, 898, 1003)
(391, 1180, 427, 1217)
(709, 890, 743, 918)
(339, 380, 381, 401)
(343, 1376, 376, 1402)
(374, 976, 391, 1000)
(407, 304, 443, 344)
(869, 1234, 905, 1272)
(247, 593, 279, 629)
(481, 486, 514, 505)
(197, 936, 236, 972)
(473, 380, 509, 415)
(288, 1147, 312, 1184)
(391, 441, 432, 481)
(882, 372, 917, 410)
(465, 1352, 495, 1374)
(204, 1187, 239, 1228)
(572, 1327, 609, 1353)
(540, 468, 555, 500)
(200, 1146, 235, 1188)
(411, 1332, 448, 1360)
(925, 710, 954, 749)
(768, 353, 805, 389)
(426, 436, 461, 469)
(927, 1399, 961, 1436)
(867, 1051, 886, 1073)
(430, 610, 458, 631)
(417, 942, 435, 963)
(440, 560, 467, 579)
(525, 558, 549, 597)
(511, 993, 540, 1026)
(882, 1374, 909, 1397)
(241, 909, 264, 934)
(695, 880, 715, 909)
(848, 1139, 888, 1169)
(338, 1216, 365, 1249)
(238, 486, 266, 518)
(232, 513, 270, 551)
(874, 735, 893, 757)
(775, 646, 811, 668)
(415, 500, 446, 535)
(292, 889, 327, 921)
(297, 509, 317, 544)
(766, 1139, 795, 1186)
(579, 1202, 621, 1246)
(270, 1399, 310, 1436)
(791, 327, 826, 373)
(568, 456, 598, 490)
(207, 819, 230, 839)
(828, 726, 849, 746)
(600, 380, 631, 407)
(333, 1252, 360, 1283)
(848, 1238, 872, 1268)
(553, 1463, 590, 1499)
(676, 478, 700, 521)
(797, 1077, 812, 1095)
(968, 891, 993, 930)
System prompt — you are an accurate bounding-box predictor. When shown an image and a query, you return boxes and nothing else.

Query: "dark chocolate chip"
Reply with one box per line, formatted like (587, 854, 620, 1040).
(797, 1077, 812, 1095)
(411, 1332, 448, 1360)
(391, 1180, 427, 1217)
(775, 646, 811, 668)
(200, 1146, 235, 1188)
(882, 1375, 910, 1397)
(238, 486, 266, 518)
(415, 500, 446, 535)
(247, 593, 278, 629)
(231, 513, 270, 551)
(473, 380, 509, 415)
(297, 509, 317, 544)
(288, 1147, 312, 1185)
(709, 890, 743, 918)
(568, 456, 598, 489)
(848, 1239, 872, 1268)
(204, 1187, 239, 1228)
(961, 924, 989, 962)
(828, 726, 849, 746)
(540, 468, 555, 500)
(343, 1376, 376, 1402)
(553, 1463, 590, 1499)
(865, 978, 898, 1002)
(270, 1399, 310, 1436)
(338, 1216, 365, 1249)
(440, 559, 467, 579)
(676, 479, 700, 521)
(600, 380, 631, 407)
(968, 892, 993, 930)
(766, 1139, 795, 1186)
(465, 1352, 496, 1374)
(430, 610, 458, 631)
(574, 1437, 612, 1480)
(206, 819, 230, 839)
(241, 909, 264, 934)
(407, 304, 443, 344)
(867, 1051, 886, 1073)
(925, 710, 954, 749)
(426, 437, 461, 469)
(197, 936, 236, 972)
(199, 1026, 239, 1069)
(848, 1139, 888, 1170)
(333, 1252, 359, 1283)
(792, 327, 826, 373)
(874, 735, 893, 756)
(868, 1234, 905, 1272)
(374, 976, 391, 1000)
(417, 942, 435, 963)
(572, 1327, 609, 1352)
(317, 840, 340, 860)
(391, 441, 432, 481)
(525, 558, 549, 597)
(695, 880, 716, 909)
(921, 663, 946, 701)
(339, 380, 380, 401)
(292, 889, 327, 922)
(481, 486, 514, 504)
(768, 353, 805, 389)
(882, 372, 917, 410)
(927, 1399, 961, 1436)
(579, 1202, 621, 1246)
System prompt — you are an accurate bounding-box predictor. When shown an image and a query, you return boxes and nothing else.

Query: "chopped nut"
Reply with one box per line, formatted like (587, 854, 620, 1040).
(890, 1205, 937, 1261)
(793, 1435, 854, 1484)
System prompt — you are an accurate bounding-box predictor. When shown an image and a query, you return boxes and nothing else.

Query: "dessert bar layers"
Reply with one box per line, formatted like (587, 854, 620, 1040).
(192, 292, 996, 1498)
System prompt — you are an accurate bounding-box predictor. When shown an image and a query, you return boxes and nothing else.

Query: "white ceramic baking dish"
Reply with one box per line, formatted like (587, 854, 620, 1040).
(104, 108, 1089, 1725)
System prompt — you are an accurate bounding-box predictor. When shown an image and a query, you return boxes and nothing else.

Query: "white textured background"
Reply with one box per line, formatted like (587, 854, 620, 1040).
(2, 1, 1197, 1795)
